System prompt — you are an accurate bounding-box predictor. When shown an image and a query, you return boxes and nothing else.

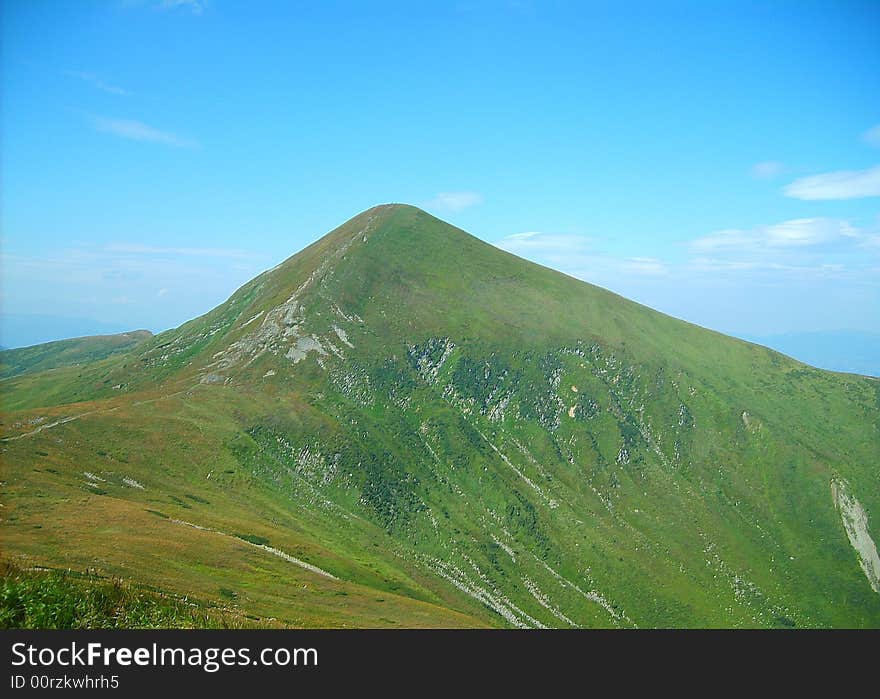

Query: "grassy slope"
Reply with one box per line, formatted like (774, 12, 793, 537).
(0, 560, 264, 629)
(0, 330, 153, 381)
(1, 204, 878, 628)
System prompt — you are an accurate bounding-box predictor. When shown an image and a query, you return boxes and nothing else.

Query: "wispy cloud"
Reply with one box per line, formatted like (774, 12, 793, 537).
(751, 161, 784, 179)
(106, 243, 254, 258)
(783, 165, 880, 200)
(688, 257, 851, 279)
(1, 242, 268, 328)
(495, 231, 668, 278)
(863, 124, 880, 148)
(494, 215, 879, 293)
(491, 216, 880, 338)
(421, 191, 483, 213)
(691, 218, 859, 252)
(498, 232, 592, 253)
(66, 70, 131, 96)
(90, 116, 199, 148)
(624, 257, 667, 275)
(684, 216, 880, 286)
(159, 0, 208, 14)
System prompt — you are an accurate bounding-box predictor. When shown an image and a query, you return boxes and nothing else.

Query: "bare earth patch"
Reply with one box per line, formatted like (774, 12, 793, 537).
(832, 478, 880, 594)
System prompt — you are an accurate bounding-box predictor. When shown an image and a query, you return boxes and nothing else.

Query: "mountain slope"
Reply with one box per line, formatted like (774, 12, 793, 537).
(1, 204, 878, 628)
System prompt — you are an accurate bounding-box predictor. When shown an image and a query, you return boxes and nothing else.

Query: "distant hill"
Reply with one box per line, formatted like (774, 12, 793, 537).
(1, 205, 877, 628)
(0, 313, 136, 350)
(0, 330, 153, 380)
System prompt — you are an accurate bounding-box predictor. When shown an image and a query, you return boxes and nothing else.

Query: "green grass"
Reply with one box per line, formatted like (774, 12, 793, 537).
(1, 204, 878, 628)
(0, 561, 253, 629)
(235, 533, 270, 546)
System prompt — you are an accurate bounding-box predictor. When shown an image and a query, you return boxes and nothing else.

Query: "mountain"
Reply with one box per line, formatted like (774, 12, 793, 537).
(1, 204, 878, 628)
(0, 330, 153, 380)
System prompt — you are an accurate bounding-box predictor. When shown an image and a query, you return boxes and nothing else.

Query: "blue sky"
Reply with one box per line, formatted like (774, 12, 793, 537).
(2, 1, 879, 359)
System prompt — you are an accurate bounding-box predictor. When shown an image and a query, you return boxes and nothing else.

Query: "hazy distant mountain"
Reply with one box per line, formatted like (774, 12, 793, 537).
(1, 205, 877, 628)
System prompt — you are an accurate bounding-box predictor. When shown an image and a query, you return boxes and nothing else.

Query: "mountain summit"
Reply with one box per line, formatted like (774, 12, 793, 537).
(2, 205, 878, 628)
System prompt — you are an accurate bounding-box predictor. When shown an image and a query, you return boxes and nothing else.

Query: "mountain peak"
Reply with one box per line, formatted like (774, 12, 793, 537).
(339, 202, 427, 228)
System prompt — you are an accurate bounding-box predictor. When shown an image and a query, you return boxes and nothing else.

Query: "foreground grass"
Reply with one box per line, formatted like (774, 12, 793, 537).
(0, 561, 256, 629)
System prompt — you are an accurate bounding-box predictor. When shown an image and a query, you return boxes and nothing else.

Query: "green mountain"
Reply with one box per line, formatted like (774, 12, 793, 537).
(0, 330, 153, 380)
(1, 204, 878, 628)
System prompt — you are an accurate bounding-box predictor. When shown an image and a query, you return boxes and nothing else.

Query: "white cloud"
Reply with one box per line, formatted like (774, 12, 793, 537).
(421, 191, 483, 213)
(863, 124, 880, 148)
(0, 242, 269, 334)
(90, 116, 199, 148)
(120, 0, 208, 13)
(684, 217, 880, 286)
(691, 218, 858, 252)
(66, 71, 131, 96)
(751, 161, 784, 179)
(689, 258, 763, 272)
(687, 257, 852, 279)
(765, 218, 859, 246)
(495, 232, 667, 279)
(493, 216, 877, 297)
(497, 232, 591, 253)
(783, 165, 880, 200)
(623, 257, 667, 275)
(106, 244, 253, 258)
(159, 0, 208, 14)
